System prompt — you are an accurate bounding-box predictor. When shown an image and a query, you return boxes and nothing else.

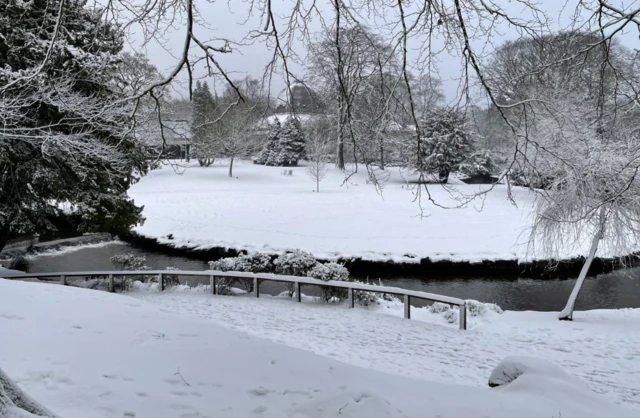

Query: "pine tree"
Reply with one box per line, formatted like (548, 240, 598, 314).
(191, 81, 217, 166)
(256, 119, 282, 165)
(412, 109, 473, 183)
(271, 117, 306, 166)
(0, 0, 146, 251)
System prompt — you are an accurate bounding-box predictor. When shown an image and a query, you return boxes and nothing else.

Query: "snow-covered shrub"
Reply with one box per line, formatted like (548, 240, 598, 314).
(459, 149, 499, 177)
(8, 255, 29, 272)
(440, 300, 503, 324)
(163, 267, 180, 287)
(110, 253, 151, 291)
(429, 302, 452, 314)
(207, 260, 237, 295)
(466, 300, 503, 316)
(507, 167, 555, 189)
(208, 253, 273, 294)
(275, 250, 320, 296)
(307, 262, 349, 302)
(349, 279, 400, 306)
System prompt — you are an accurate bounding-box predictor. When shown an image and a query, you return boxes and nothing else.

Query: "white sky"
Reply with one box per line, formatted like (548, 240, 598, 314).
(124, 0, 639, 104)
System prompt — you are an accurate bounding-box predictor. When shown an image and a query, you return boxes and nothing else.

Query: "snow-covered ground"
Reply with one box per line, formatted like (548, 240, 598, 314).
(129, 160, 542, 263)
(1, 279, 638, 418)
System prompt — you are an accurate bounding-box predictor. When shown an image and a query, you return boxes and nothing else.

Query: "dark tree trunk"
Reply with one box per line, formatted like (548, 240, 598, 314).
(379, 138, 385, 170)
(229, 157, 234, 177)
(438, 169, 450, 184)
(0, 222, 11, 254)
(336, 124, 345, 170)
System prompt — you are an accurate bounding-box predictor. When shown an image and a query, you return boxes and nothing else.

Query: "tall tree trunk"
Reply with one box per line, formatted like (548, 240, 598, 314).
(558, 207, 606, 321)
(379, 137, 385, 170)
(336, 120, 345, 170)
(229, 157, 234, 177)
(0, 222, 11, 254)
(316, 176, 320, 193)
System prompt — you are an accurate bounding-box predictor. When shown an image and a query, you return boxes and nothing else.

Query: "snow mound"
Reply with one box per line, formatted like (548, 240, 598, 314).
(489, 356, 589, 390)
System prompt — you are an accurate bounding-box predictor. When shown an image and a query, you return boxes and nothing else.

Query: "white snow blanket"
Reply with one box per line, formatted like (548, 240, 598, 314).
(2, 279, 637, 418)
(128, 160, 539, 263)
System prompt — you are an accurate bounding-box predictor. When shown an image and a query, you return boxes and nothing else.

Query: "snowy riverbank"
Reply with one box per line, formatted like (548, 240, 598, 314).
(128, 160, 536, 264)
(1, 278, 638, 417)
(127, 160, 636, 276)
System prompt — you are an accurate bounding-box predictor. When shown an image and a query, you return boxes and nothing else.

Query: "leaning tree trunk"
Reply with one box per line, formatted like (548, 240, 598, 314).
(0, 366, 59, 417)
(229, 157, 234, 177)
(558, 207, 607, 321)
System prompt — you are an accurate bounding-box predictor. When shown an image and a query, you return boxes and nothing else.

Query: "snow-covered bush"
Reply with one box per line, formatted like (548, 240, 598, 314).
(274, 250, 319, 296)
(110, 253, 151, 291)
(440, 300, 503, 324)
(507, 167, 555, 189)
(459, 149, 499, 177)
(207, 260, 239, 295)
(163, 267, 180, 287)
(348, 279, 401, 306)
(429, 302, 452, 314)
(307, 262, 349, 302)
(466, 300, 503, 316)
(208, 253, 273, 293)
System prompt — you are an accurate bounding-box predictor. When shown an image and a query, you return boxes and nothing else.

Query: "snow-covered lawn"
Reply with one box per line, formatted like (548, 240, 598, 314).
(129, 160, 540, 263)
(1, 279, 638, 418)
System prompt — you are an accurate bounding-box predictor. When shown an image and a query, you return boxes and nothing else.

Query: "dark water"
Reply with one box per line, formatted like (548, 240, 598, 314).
(16, 241, 640, 311)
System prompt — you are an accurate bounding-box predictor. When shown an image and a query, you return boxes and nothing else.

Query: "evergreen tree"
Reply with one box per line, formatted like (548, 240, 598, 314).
(191, 81, 217, 166)
(412, 109, 473, 183)
(255, 119, 282, 165)
(0, 0, 146, 252)
(269, 117, 306, 166)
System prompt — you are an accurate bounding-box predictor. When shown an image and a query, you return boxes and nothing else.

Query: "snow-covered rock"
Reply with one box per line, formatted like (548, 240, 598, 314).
(488, 356, 589, 389)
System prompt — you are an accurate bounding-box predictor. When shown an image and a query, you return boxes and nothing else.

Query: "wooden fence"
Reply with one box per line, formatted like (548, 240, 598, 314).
(1, 270, 468, 330)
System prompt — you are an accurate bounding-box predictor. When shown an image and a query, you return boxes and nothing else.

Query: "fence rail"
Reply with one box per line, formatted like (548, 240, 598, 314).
(1, 269, 468, 330)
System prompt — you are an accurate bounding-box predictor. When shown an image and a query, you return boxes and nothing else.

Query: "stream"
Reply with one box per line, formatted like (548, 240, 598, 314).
(13, 241, 640, 311)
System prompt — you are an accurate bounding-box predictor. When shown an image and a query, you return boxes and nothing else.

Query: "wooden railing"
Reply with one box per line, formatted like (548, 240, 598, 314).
(1, 270, 468, 330)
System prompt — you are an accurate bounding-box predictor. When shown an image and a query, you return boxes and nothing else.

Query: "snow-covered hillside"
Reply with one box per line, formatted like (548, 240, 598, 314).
(129, 160, 540, 263)
(1, 279, 638, 417)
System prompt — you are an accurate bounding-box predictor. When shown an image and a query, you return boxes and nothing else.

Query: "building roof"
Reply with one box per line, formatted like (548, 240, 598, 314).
(275, 82, 322, 113)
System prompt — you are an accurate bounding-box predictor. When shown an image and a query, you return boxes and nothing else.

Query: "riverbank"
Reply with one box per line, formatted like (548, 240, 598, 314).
(122, 231, 634, 278)
(0, 233, 114, 262)
(127, 160, 638, 278)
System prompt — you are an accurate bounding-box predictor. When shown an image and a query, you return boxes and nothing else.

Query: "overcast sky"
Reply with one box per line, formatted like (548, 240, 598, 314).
(125, 0, 639, 105)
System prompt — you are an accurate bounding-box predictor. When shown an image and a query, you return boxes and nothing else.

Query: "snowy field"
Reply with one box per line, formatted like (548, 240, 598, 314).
(129, 160, 543, 263)
(2, 279, 638, 417)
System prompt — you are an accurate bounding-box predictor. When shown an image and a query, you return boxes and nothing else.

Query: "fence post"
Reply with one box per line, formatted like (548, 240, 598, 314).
(159, 273, 164, 291)
(459, 302, 467, 331)
(348, 288, 354, 308)
(295, 282, 301, 302)
(210, 275, 215, 294)
(60, 274, 67, 286)
(108, 274, 114, 293)
(404, 294, 411, 319)
(254, 277, 259, 298)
